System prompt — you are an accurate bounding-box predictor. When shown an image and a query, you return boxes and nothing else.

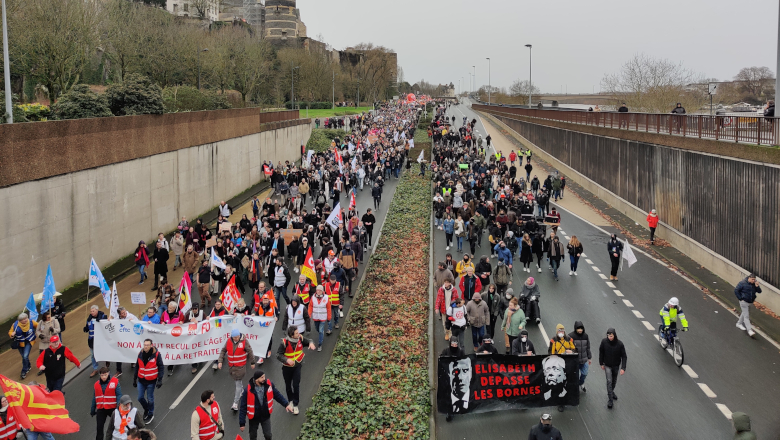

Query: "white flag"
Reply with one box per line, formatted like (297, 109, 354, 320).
(351, 156, 358, 171)
(622, 239, 637, 269)
(210, 247, 226, 270)
(417, 150, 424, 163)
(306, 150, 314, 166)
(109, 282, 120, 319)
(409, 139, 414, 149)
(326, 202, 342, 230)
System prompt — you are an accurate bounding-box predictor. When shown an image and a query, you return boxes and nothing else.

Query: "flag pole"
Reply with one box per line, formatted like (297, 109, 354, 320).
(85, 269, 90, 312)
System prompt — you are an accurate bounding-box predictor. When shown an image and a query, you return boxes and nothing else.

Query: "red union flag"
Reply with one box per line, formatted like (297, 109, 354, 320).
(0, 375, 79, 434)
(263, 164, 273, 176)
(220, 277, 241, 311)
(349, 191, 356, 210)
(301, 247, 318, 286)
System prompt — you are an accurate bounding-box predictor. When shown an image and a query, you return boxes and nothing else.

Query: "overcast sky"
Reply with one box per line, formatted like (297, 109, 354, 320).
(298, 0, 778, 94)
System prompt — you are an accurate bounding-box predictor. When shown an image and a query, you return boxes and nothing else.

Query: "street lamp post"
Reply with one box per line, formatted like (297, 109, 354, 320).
(197, 48, 209, 90)
(332, 70, 335, 110)
(472, 65, 476, 97)
(2, 0, 11, 123)
(525, 44, 532, 107)
(357, 80, 360, 108)
(468, 73, 472, 94)
(486, 58, 491, 105)
(291, 63, 300, 110)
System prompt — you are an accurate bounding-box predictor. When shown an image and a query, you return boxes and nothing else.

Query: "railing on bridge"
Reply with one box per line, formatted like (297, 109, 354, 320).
(474, 104, 779, 147)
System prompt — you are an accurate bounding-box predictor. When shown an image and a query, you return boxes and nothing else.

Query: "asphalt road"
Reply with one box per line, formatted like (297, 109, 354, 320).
(433, 102, 780, 439)
(60, 175, 400, 440)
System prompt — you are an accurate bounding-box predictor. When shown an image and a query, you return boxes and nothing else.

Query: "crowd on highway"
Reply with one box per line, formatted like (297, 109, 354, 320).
(427, 101, 761, 439)
(6, 100, 427, 440)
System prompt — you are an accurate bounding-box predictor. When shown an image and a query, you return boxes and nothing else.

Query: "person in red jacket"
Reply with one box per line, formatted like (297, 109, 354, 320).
(435, 280, 463, 341)
(0, 394, 19, 440)
(647, 209, 659, 245)
(509, 150, 517, 165)
(36, 335, 80, 392)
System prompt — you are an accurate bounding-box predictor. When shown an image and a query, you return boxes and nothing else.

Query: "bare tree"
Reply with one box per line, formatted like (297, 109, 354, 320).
(509, 80, 539, 99)
(601, 54, 707, 113)
(733, 66, 774, 103)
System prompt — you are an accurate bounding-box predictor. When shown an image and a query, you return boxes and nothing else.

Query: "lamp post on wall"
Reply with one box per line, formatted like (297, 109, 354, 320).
(197, 48, 209, 91)
(291, 63, 300, 110)
(2, 0, 11, 123)
(472, 65, 476, 98)
(486, 58, 491, 105)
(525, 44, 532, 107)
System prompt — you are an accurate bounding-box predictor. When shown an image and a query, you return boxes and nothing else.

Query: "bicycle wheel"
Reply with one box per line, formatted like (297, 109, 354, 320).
(658, 326, 668, 349)
(673, 339, 684, 367)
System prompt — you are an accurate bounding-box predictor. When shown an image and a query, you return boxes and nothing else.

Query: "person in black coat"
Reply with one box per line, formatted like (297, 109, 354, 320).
(607, 234, 624, 280)
(527, 414, 563, 440)
(511, 329, 535, 356)
(152, 242, 169, 291)
(598, 327, 627, 409)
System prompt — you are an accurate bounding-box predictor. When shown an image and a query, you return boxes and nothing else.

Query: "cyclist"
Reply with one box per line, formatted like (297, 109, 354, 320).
(659, 297, 689, 346)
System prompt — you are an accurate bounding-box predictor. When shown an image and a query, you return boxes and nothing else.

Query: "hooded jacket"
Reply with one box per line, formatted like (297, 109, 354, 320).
(569, 321, 592, 365)
(599, 328, 627, 370)
(520, 281, 540, 300)
(732, 412, 756, 440)
(511, 330, 536, 355)
(734, 277, 762, 304)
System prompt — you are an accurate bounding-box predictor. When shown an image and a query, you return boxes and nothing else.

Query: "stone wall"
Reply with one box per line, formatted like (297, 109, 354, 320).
(0, 118, 310, 322)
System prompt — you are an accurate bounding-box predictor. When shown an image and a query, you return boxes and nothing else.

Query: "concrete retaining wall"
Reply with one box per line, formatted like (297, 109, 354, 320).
(0, 123, 310, 321)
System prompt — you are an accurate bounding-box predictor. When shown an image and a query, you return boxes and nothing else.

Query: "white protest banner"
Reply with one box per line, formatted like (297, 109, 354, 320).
(325, 202, 342, 230)
(131, 292, 147, 305)
(93, 315, 276, 365)
(622, 238, 638, 269)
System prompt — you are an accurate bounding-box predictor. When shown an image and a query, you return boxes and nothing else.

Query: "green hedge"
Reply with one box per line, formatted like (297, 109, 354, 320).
(299, 169, 432, 440)
(306, 128, 349, 153)
(286, 101, 333, 109)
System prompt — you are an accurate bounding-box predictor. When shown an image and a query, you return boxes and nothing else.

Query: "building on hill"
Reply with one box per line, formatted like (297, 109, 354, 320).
(166, 0, 220, 22)
(263, 0, 306, 45)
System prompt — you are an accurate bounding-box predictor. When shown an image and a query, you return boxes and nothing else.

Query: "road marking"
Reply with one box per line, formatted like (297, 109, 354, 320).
(559, 230, 565, 234)
(682, 365, 698, 378)
(592, 266, 601, 272)
(581, 253, 587, 257)
(623, 299, 634, 307)
(716, 403, 733, 420)
(606, 282, 616, 288)
(585, 259, 594, 265)
(563, 235, 570, 240)
(598, 274, 608, 279)
(539, 322, 550, 347)
(642, 321, 655, 331)
(613, 290, 624, 297)
(698, 383, 717, 398)
(632, 310, 644, 319)
(170, 363, 211, 409)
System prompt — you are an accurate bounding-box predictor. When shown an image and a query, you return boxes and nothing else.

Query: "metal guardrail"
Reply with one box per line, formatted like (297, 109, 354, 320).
(474, 104, 779, 146)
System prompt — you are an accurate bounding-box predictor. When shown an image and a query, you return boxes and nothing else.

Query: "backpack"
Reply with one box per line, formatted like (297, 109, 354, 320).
(495, 266, 510, 286)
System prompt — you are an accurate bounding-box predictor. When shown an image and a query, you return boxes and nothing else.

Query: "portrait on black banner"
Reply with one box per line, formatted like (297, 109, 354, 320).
(541, 355, 568, 402)
(446, 357, 472, 414)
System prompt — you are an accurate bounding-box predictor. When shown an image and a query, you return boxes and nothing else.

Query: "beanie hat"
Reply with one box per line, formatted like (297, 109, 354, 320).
(231, 329, 241, 338)
(253, 370, 265, 380)
(473, 292, 482, 300)
(556, 323, 565, 332)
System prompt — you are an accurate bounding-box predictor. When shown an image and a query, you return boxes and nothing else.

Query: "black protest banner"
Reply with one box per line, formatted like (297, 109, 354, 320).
(437, 353, 579, 415)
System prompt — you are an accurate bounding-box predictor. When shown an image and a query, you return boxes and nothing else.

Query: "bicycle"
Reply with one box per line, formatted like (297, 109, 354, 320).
(658, 323, 685, 367)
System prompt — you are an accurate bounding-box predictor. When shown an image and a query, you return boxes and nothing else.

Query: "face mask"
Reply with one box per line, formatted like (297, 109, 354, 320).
(541, 424, 552, 433)
(558, 332, 565, 338)
(505, 294, 512, 299)
(521, 337, 527, 342)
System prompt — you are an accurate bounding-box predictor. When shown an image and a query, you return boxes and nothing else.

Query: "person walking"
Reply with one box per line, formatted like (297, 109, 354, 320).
(9, 312, 38, 380)
(371, 182, 382, 211)
(151, 241, 169, 291)
(465, 293, 490, 352)
(443, 214, 455, 251)
(511, 329, 536, 356)
(598, 328, 627, 409)
(548, 236, 564, 281)
(647, 209, 659, 245)
(734, 274, 762, 338)
(105, 395, 145, 440)
(434, 262, 455, 292)
(0, 394, 20, 440)
(34, 312, 61, 377)
(135, 241, 150, 284)
(191, 390, 224, 440)
(361, 209, 376, 248)
(569, 321, 591, 393)
(458, 267, 482, 302)
(435, 279, 462, 342)
(171, 231, 185, 271)
(35, 335, 80, 392)
(501, 297, 527, 354)
(567, 236, 583, 276)
(133, 339, 164, 423)
(309, 284, 333, 351)
(527, 413, 563, 440)
(607, 234, 623, 281)
(91, 367, 122, 440)
(276, 326, 316, 415)
(446, 298, 468, 349)
(84, 305, 108, 378)
(217, 329, 256, 412)
(239, 370, 294, 440)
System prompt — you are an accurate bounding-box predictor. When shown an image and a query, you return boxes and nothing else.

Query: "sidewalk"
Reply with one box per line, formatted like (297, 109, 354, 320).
(0, 187, 271, 381)
(479, 111, 780, 345)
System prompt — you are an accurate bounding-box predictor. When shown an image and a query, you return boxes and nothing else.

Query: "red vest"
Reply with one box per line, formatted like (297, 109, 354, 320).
(0, 413, 18, 440)
(325, 282, 340, 306)
(137, 355, 159, 381)
(209, 307, 228, 318)
(246, 380, 275, 419)
(283, 338, 304, 365)
(294, 283, 311, 303)
(226, 338, 248, 367)
(94, 377, 120, 409)
(196, 402, 220, 440)
(253, 290, 277, 314)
